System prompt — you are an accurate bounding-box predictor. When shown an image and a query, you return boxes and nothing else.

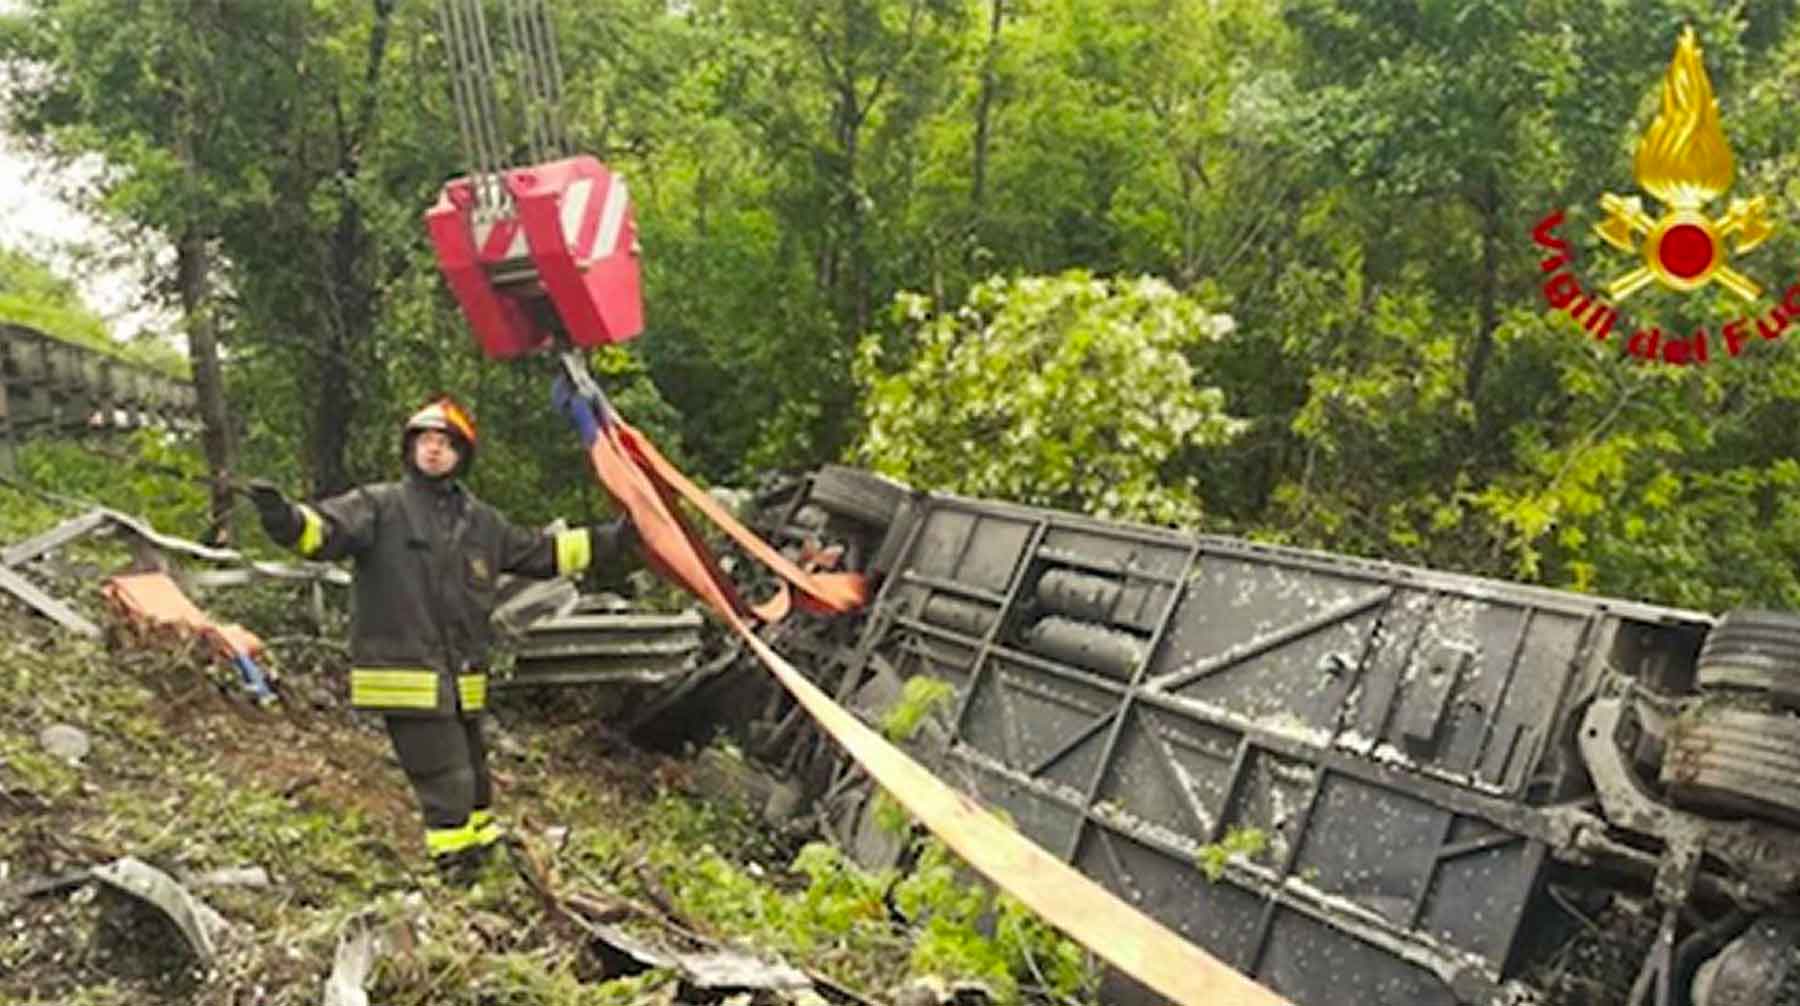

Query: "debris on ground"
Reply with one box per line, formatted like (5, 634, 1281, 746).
(90, 855, 235, 966)
(37, 722, 90, 762)
(321, 911, 384, 1006)
(0, 496, 1105, 1005)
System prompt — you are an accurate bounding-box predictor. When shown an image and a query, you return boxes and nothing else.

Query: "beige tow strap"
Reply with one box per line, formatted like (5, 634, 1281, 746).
(739, 632, 1290, 1006)
(579, 411, 1290, 1006)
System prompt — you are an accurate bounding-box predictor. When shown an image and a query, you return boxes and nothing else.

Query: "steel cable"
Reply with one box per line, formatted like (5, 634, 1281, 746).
(533, 1, 572, 156)
(440, 0, 576, 209)
(465, 0, 514, 214)
(436, 1, 481, 195)
(507, 0, 570, 161)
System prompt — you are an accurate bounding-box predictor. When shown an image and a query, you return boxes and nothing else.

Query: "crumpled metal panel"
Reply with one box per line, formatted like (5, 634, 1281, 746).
(501, 608, 703, 688)
(90, 856, 233, 966)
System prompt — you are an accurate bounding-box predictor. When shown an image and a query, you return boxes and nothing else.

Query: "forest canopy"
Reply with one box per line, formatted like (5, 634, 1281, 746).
(4, 0, 1800, 611)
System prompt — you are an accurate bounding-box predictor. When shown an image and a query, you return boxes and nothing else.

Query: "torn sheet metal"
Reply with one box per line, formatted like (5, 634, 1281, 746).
(1, 503, 240, 566)
(0, 562, 98, 637)
(90, 856, 233, 966)
(3, 508, 346, 587)
(491, 576, 581, 638)
(515, 611, 704, 659)
(188, 562, 351, 588)
(582, 921, 814, 993)
(94, 507, 240, 564)
(586, 920, 677, 970)
(674, 949, 813, 991)
(0, 510, 111, 567)
(182, 866, 271, 889)
(0, 507, 346, 640)
(321, 913, 384, 1006)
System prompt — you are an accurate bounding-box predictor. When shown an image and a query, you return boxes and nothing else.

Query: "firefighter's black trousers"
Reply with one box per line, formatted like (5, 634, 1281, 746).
(383, 714, 499, 857)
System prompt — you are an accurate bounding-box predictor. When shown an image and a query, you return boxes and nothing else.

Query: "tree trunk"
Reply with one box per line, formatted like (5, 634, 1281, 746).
(311, 321, 355, 496)
(970, 0, 1004, 209)
(844, 109, 870, 338)
(1466, 174, 1502, 406)
(309, 0, 394, 495)
(176, 228, 238, 545)
(173, 70, 235, 544)
(309, 171, 378, 497)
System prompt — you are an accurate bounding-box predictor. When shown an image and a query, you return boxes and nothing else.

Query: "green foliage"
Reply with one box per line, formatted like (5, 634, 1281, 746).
(8, 0, 1800, 613)
(0, 740, 81, 803)
(16, 431, 212, 540)
(0, 249, 107, 343)
(880, 675, 956, 743)
(473, 953, 673, 1006)
(592, 787, 1093, 1002)
(1194, 826, 1269, 882)
(855, 271, 1245, 525)
(893, 838, 1097, 1003)
(0, 479, 67, 545)
(872, 788, 914, 838)
(646, 827, 903, 978)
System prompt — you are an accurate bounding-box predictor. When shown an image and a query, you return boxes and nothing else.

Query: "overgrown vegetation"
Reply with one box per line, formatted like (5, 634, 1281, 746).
(854, 274, 1243, 526)
(12, 434, 213, 538)
(880, 676, 957, 744)
(1194, 826, 1270, 883)
(0, 485, 1101, 1004)
(8, 1, 1800, 611)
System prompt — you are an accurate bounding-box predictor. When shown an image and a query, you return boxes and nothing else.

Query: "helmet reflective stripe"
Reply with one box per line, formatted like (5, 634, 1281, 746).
(405, 397, 477, 447)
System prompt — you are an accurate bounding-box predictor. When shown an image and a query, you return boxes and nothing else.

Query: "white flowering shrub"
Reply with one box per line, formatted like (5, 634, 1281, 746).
(852, 271, 1245, 526)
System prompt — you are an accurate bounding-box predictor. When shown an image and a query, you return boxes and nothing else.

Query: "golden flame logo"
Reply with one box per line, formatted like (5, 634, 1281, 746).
(1634, 30, 1733, 210)
(1595, 27, 1773, 301)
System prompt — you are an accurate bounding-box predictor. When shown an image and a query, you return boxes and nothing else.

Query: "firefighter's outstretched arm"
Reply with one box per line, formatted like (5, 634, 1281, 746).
(495, 509, 637, 581)
(249, 480, 377, 561)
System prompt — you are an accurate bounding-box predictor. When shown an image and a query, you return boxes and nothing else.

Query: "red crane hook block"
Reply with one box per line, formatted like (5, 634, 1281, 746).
(426, 156, 645, 359)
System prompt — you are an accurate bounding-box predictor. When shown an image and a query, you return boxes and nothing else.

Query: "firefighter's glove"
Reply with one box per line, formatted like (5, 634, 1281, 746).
(248, 479, 303, 547)
(585, 518, 639, 564)
(550, 375, 601, 449)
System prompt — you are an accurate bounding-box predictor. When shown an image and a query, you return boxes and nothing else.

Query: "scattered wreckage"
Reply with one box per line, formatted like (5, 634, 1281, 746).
(0, 503, 707, 708)
(0, 505, 338, 702)
(10, 466, 1800, 1006)
(0, 504, 863, 1006)
(646, 463, 1800, 1006)
(4, 849, 860, 1006)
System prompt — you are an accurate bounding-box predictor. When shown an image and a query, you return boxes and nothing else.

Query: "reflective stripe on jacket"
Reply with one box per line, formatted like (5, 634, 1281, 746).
(348, 667, 489, 713)
(292, 476, 598, 717)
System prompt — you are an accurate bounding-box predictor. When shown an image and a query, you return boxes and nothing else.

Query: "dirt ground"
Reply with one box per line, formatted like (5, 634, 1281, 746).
(0, 593, 717, 1006)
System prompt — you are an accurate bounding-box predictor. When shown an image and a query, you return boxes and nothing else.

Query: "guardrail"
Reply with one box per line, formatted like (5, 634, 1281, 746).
(0, 322, 199, 470)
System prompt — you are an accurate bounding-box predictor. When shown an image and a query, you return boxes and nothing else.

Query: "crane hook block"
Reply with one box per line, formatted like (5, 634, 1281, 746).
(425, 155, 644, 359)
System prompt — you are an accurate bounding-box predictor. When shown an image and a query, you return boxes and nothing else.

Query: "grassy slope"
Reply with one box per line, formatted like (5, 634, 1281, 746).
(0, 484, 1099, 1006)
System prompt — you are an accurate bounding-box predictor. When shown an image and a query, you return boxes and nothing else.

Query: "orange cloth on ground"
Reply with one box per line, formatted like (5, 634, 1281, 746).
(100, 571, 265, 663)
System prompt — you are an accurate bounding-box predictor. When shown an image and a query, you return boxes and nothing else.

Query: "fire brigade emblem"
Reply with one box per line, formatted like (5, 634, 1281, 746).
(1594, 27, 1773, 301)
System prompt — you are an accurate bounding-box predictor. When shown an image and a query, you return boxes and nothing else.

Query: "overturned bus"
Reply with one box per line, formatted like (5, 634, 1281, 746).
(634, 465, 1800, 1006)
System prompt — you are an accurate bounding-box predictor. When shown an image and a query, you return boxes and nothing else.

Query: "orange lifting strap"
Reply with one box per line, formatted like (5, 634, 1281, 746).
(569, 400, 1290, 1006)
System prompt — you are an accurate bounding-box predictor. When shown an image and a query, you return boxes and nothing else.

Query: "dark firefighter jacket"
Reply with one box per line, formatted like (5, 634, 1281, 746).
(288, 475, 604, 717)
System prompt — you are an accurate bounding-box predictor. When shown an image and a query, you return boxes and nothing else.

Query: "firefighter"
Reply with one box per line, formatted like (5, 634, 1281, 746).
(248, 395, 635, 881)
